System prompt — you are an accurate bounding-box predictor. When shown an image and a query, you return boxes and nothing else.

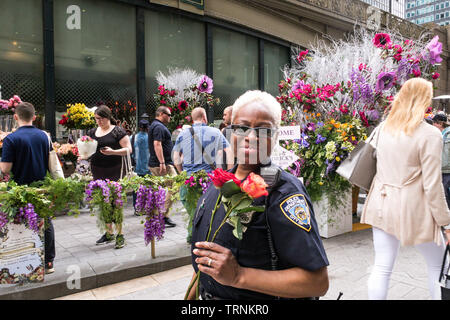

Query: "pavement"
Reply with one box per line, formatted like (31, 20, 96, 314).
(0, 196, 437, 300)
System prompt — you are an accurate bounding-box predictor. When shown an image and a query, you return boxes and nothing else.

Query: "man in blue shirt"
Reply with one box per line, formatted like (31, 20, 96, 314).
(172, 107, 232, 174)
(148, 106, 177, 227)
(0, 102, 56, 274)
(172, 107, 232, 243)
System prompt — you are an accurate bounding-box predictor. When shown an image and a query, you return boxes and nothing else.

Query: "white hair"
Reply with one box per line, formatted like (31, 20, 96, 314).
(231, 90, 282, 129)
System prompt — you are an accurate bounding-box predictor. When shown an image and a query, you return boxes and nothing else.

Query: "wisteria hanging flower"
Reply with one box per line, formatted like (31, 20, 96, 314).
(197, 75, 213, 94)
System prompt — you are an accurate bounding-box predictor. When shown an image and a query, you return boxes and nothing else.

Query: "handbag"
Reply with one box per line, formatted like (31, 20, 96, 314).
(120, 148, 137, 180)
(336, 124, 382, 191)
(439, 244, 450, 300)
(47, 134, 65, 180)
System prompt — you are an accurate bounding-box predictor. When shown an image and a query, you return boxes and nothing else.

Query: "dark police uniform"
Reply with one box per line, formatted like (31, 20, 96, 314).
(191, 165, 329, 300)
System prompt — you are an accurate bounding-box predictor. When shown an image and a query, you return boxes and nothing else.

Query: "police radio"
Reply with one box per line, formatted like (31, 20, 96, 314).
(260, 164, 282, 191)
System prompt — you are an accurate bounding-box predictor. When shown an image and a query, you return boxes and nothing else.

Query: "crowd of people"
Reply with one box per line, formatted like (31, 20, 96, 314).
(0, 78, 450, 300)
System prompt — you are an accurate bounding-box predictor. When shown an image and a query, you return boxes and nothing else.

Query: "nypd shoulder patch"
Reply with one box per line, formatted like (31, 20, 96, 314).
(279, 194, 312, 232)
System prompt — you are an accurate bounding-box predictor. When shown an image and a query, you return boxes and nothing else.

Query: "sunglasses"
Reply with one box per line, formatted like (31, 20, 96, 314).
(163, 111, 172, 117)
(230, 124, 276, 138)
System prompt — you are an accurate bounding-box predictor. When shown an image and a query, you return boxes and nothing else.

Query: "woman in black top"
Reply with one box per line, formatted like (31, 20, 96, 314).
(88, 105, 132, 249)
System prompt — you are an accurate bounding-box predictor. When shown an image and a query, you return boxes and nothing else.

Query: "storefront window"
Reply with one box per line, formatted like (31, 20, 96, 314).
(145, 11, 205, 114)
(212, 27, 258, 118)
(54, 0, 137, 116)
(0, 0, 44, 111)
(264, 41, 290, 97)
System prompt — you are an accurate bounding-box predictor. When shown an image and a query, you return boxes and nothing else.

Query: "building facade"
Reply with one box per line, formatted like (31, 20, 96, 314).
(406, 0, 450, 25)
(361, 0, 406, 18)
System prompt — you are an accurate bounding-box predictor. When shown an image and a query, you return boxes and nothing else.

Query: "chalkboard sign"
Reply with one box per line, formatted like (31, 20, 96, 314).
(180, 0, 204, 10)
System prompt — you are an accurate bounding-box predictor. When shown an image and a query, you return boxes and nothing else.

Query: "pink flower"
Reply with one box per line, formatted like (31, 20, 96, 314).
(296, 50, 309, 63)
(373, 33, 391, 48)
(412, 69, 421, 77)
(432, 72, 440, 79)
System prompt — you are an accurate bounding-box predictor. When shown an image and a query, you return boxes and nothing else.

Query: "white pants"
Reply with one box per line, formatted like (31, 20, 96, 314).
(368, 227, 445, 300)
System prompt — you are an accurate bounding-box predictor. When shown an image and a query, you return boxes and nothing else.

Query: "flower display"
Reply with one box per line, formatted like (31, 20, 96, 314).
(277, 28, 443, 203)
(59, 103, 95, 130)
(0, 95, 22, 115)
(53, 143, 78, 163)
(154, 68, 220, 132)
(85, 179, 125, 232)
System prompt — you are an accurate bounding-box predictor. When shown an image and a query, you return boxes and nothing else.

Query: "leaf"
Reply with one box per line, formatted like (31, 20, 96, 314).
(232, 219, 243, 240)
(221, 180, 241, 198)
(234, 205, 265, 215)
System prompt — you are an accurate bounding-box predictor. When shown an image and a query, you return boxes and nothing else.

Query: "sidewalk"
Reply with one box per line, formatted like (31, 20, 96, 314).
(0, 196, 192, 300)
(1, 198, 433, 300)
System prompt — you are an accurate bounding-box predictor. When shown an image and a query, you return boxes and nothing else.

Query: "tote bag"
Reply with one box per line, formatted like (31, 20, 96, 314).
(440, 244, 450, 300)
(336, 124, 382, 191)
(120, 148, 137, 180)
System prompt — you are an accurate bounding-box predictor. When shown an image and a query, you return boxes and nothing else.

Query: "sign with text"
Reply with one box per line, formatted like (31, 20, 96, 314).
(271, 145, 300, 170)
(278, 126, 301, 140)
(180, 0, 204, 10)
(0, 223, 45, 285)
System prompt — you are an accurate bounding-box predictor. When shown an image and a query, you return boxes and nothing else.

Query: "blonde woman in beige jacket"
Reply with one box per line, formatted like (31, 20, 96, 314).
(361, 78, 450, 300)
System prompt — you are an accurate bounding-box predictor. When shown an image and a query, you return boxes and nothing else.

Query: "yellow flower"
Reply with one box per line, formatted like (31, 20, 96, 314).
(336, 156, 341, 162)
(318, 181, 324, 186)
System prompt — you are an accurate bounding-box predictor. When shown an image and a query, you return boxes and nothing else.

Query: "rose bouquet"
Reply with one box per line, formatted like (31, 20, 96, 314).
(77, 135, 97, 159)
(185, 168, 269, 300)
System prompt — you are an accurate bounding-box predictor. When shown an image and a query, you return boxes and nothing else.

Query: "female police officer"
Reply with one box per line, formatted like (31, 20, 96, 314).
(187, 90, 329, 300)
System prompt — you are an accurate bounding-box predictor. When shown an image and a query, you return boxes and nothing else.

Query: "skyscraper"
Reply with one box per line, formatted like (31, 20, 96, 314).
(361, 0, 406, 18)
(405, 0, 450, 25)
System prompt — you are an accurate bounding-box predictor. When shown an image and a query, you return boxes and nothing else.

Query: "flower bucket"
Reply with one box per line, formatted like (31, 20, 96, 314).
(77, 136, 97, 159)
(312, 189, 352, 238)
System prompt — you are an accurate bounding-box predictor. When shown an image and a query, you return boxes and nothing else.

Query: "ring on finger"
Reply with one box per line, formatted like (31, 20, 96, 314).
(208, 258, 212, 267)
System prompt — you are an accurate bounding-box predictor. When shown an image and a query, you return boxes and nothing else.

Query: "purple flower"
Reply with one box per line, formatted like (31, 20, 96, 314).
(376, 71, 396, 92)
(366, 109, 380, 122)
(325, 159, 336, 176)
(144, 213, 165, 245)
(0, 207, 8, 231)
(315, 134, 326, 144)
(298, 133, 310, 148)
(306, 122, 316, 132)
(425, 35, 443, 65)
(292, 80, 305, 92)
(197, 75, 213, 94)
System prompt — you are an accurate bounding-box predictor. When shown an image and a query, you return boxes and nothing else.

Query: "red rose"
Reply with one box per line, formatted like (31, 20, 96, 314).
(240, 173, 268, 198)
(208, 168, 241, 188)
(432, 72, 440, 79)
